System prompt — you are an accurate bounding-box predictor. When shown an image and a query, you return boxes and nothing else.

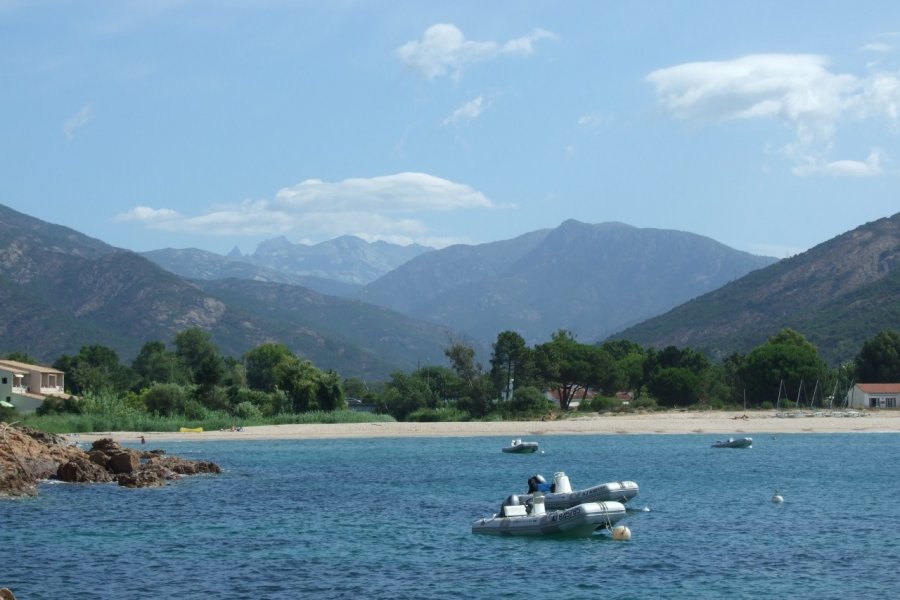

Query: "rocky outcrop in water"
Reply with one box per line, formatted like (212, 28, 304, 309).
(0, 422, 221, 498)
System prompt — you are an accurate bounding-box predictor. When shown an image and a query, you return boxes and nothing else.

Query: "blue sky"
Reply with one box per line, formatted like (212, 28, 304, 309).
(2, 1, 898, 259)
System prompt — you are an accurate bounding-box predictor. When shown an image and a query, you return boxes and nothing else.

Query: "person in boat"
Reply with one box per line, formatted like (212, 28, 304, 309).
(527, 474, 553, 494)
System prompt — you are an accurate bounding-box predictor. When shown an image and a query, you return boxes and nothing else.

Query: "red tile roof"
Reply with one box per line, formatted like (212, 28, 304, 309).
(857, 383, 900, 394)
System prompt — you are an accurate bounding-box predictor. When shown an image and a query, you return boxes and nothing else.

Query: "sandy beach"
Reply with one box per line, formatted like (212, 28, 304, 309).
(66, 410, 900, 444)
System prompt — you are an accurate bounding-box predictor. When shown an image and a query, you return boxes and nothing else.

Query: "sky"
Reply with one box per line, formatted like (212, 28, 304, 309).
(2, 1, 899, 259)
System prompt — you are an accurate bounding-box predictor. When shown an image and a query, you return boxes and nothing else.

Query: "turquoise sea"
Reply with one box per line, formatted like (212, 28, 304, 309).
(3, 432, 900, 599)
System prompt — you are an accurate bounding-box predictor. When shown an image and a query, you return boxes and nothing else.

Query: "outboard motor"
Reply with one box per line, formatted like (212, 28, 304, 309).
(499, 494, 520, 515)
(530, 473, 553, 493)
(553, 471, 572, 494)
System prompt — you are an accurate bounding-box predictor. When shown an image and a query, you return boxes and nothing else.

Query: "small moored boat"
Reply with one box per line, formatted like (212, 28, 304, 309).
(472, 492, 626, 537)
(519, 471, 639, 509)
(711, 437, 752, 448)
(502, 439, 539, 454)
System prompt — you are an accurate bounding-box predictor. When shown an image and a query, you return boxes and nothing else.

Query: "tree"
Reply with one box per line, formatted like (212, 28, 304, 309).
(132, 341, 179, 388)
(54, 344, 135, 395)
(4, 351, 39, 364)
(740, 329, 829, 407)
(245, 343, 295, 392)
(378, 371, 441, 420)
(142, 383, 188, 417)
(643, 346, 712, 407)
(646, 367, 701, 407)
(445, 341, 493, 417)
(600, 340, 646, 394)
(534, 330, 617, 411)
(855, 329, 900, 382)
(173, 328, 221, 385)
(489, 331, 532, 402)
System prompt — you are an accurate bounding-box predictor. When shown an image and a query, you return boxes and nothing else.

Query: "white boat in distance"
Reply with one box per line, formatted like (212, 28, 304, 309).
(501, 439, 539, 454)
(519, 472, 639, 510)
(711, 437, 753, 448)
(472, 492, 627, 537)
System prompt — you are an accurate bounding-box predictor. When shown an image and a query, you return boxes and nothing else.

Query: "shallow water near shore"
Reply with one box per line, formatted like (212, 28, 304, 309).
(3, 433, 899, 599)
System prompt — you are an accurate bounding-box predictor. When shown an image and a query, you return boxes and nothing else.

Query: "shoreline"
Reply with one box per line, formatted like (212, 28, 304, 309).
(65, 410, 900, 444)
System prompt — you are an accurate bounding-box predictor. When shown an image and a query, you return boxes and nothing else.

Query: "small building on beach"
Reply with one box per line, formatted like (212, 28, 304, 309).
(0, 359, 67, 413)
(846, 383, 900, 409)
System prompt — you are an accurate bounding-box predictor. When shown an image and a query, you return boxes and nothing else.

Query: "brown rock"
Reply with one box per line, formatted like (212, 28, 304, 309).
(116, 467, 167, 488)
(107, 450, 140, 474)
(0, 587, 18, 600)
(2, 422, 220, 498)
(56, 456, 114, 483)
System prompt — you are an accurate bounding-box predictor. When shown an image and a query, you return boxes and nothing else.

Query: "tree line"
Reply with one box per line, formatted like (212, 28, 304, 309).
(376, 327, 900, 420)
(3, 326, 899, 423)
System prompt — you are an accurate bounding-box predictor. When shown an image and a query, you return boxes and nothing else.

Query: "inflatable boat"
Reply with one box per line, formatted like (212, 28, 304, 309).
(711, 437, 752, 448)
(502, 439, 539, 454)
(519, 472, 639, 510)
(472, 492, 626, 537)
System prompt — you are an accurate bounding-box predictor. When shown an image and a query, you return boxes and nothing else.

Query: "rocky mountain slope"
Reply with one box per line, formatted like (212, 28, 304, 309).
(610, 213, 900, 365)
(360, 220, 777, 345)
(0, 203, 453, 379)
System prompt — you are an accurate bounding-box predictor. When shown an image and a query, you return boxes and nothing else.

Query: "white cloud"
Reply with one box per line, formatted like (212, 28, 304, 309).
(861, 42, 892, 53)
(444, 96, 488, 125)
(501, 28, 557, 56)
(63, 104, 94, 140)
(115, 205, 180, 222)
(861, 71, 900, 125)
(396, 24, 555, 80)
(646, 53, 900, 175)
(273, 172, 494, 212)
(117, 173, 497, 247)
(577, 113, 611, 128)
(793, 149, 885, 177)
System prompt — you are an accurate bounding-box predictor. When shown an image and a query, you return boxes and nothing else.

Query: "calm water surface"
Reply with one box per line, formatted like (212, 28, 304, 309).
(3, 433, 899, 599)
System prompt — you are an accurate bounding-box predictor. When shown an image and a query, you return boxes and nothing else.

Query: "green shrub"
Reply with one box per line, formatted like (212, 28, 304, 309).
(142, 384, 188, 417)
(631, 397, 658, 411)
(233, 401, 262, 419)
(36, 395, 82, 416)
(509, 387, 553, 414)
(587, 396, 619, 412)
(408, 406, 469, 422)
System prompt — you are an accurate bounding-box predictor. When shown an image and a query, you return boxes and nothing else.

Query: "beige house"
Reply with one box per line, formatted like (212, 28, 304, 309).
(846, 383, 900, 409)
(0, 359, 67, 413)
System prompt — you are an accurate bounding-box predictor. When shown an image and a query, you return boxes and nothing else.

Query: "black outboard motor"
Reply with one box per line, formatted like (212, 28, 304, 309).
(527, 474, 547, 493)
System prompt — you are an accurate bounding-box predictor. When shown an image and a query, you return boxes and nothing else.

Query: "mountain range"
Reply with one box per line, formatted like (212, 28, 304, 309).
(0, 204, 451, 380)
(612, 212, 900, 365)
(2, 201, 896, 377)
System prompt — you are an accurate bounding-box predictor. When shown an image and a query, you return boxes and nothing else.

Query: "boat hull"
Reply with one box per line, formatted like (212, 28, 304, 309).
(472, 501, 626, 537)
(502, 442, 539, 454)
(521, 481, 639, 509)
(712, 437, 752, 448)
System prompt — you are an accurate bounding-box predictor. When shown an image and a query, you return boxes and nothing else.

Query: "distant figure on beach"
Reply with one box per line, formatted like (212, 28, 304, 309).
(731, 414, 749, 421)
(140, 435, 146, 444)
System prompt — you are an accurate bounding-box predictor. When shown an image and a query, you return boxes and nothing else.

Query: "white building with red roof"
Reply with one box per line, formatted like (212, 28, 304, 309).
(846, 383, 900, 409)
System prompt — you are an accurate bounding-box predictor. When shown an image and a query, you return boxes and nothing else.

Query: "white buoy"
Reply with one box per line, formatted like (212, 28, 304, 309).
(642, 506, 651, 512)
(611, 525, 632, 541)
(772, 490, 784, 503)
